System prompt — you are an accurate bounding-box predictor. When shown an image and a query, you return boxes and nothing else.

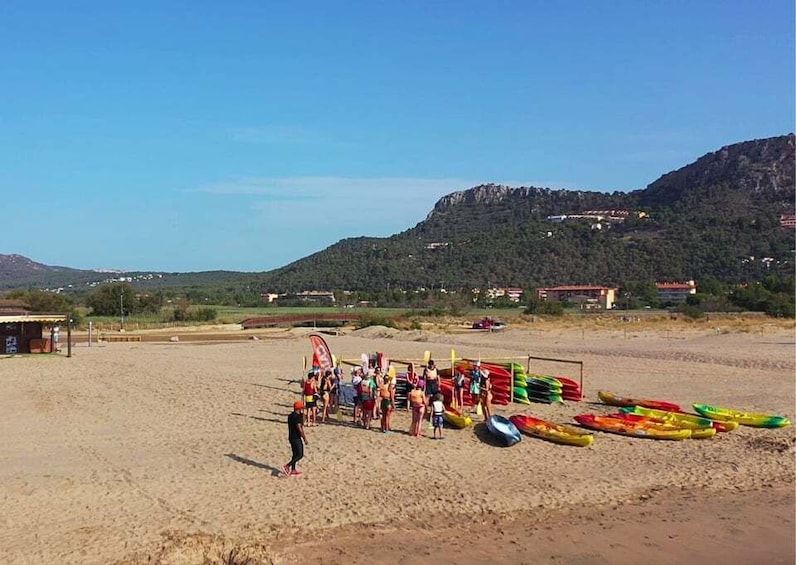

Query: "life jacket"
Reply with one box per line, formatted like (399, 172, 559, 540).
(359, 379, 373, 400)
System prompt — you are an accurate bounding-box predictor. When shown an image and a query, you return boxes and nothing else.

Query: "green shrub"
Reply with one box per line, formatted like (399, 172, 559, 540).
(354, 315, 397, 329)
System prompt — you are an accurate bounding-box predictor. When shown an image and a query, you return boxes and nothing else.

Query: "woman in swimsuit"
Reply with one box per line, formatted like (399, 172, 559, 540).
(408, 383, 426, 437)
(373, 366, 383, 420)
(320, 369, 332, 423)
(479, 369, 493, 420)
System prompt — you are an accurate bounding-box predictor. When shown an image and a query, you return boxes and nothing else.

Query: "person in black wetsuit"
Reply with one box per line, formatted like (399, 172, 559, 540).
(284, 401, 308, 477)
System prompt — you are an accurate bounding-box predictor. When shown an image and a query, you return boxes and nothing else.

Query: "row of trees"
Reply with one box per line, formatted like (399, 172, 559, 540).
(6, 271, 794, 323)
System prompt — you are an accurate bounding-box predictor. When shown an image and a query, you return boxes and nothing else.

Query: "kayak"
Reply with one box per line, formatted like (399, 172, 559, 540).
(598, 390, 681, 412)
(486, 415, 522, 446)
(622, 406, 738, 432)
(693, 404, 791, 428)
(509, 414, 594, 447)
(526, 392, 564, 404)
(528, 376, 563, 390)
(611, 412, 717, 439)
(574, 414, 691, 440)
(443, 407, 473, 429)
(553, 375, 582, 390)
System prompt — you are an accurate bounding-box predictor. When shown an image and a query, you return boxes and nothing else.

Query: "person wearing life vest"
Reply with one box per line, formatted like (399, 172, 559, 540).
(303, 369, 319, 426)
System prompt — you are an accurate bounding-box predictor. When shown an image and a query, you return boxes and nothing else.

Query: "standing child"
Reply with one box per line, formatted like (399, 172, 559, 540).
(431, 393, 445, 440)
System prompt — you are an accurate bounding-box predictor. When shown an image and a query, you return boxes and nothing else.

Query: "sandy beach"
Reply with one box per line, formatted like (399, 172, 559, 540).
(1, 323, 794, 564)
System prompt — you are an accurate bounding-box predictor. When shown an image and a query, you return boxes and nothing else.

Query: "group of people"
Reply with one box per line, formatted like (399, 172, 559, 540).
(284, 358, 494, 476)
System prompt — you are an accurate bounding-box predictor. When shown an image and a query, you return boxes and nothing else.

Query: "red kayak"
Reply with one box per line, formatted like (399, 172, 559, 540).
(598, 390, 681, 412)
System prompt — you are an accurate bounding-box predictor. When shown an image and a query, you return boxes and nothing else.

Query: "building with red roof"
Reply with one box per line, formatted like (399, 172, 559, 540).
(656, 280, 697, 303)
(536, 285, 617, 310)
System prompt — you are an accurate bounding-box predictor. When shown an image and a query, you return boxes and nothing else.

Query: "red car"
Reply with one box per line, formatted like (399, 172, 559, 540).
(472, 316, 507, 330)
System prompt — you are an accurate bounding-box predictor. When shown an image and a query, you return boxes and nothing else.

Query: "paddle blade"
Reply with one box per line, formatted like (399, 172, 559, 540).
(424, 350, 431, 364)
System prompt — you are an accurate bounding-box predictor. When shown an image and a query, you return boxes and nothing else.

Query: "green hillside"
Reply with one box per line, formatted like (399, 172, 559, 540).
(254, 134, 795, 292)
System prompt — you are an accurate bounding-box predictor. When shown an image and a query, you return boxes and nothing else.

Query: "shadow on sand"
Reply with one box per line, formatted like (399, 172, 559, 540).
(225, 453, 283, 477)
(230, 412, 284, 425)
(473, 422, 510, 447)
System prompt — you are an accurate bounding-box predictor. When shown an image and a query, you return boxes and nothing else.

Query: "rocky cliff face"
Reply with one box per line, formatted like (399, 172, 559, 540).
(426, 135, 795, 219)
(637, 134, 795, 206)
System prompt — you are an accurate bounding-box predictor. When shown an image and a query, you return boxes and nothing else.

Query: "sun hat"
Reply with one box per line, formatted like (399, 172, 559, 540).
(294, 400, 304, 410)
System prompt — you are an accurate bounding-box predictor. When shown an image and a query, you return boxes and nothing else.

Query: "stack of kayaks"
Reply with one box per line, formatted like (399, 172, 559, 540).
(598, 390, 681, 412)
(621, 406, 739, 433)
(693, 404, 792, 428)
(486, 415, 522, 446)
(609, 412, 717, 439)
(574, 414, 692, 440)
(509, 414, 594, 447)
(443, 407, 473, 429)
(393, 376, 409, 410)
(512, 365, 531, 405)
(553, 376, 584, 401)
(525, 375, 565, 404)
(509, 369, 583, 404)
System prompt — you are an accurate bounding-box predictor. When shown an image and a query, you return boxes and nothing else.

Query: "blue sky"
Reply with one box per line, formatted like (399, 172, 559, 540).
(1, 1, 793, 272)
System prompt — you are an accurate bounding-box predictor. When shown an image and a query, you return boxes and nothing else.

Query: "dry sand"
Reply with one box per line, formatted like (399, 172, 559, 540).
(1, 324, 794, 564)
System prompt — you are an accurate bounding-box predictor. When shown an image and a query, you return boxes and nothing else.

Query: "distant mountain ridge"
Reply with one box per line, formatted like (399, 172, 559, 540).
(253, 134, 795, 291)
(0, 254, 251, 292)
(2, 134, 793, 294)
(0, 254, 100, 290)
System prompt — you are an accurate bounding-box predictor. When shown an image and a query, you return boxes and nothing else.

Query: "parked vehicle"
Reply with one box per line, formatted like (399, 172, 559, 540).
(471, 316, 507, 330)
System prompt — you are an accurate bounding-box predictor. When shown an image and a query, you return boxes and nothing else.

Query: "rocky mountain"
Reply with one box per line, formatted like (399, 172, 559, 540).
(0, 254, 101, 290)
(253, 134, 795, 292)
(3, 134, 793, 295)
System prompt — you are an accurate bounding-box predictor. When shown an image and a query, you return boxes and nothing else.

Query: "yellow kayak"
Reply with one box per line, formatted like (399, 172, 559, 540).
(612, 413, 716, 439)
(624, 406, 739, 432)
(575, 414, 692, 440)
(443, 408, 473, 429)
(509, 414, 594, 447)
(693, 404, 791, 428)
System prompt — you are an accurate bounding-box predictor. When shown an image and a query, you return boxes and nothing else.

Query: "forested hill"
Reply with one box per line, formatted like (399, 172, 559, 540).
(255, 134, 795, 292)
